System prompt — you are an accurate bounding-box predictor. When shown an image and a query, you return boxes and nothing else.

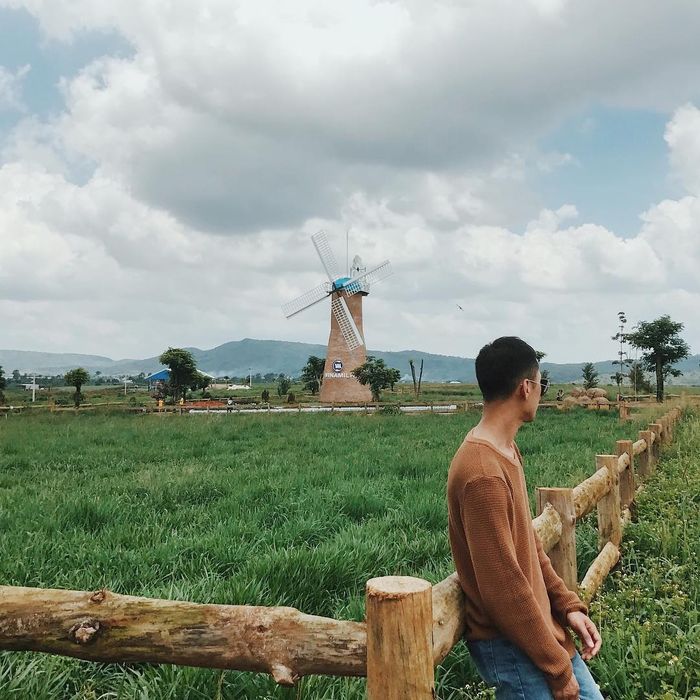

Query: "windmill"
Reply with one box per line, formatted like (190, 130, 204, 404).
(282, 230, 392, 402)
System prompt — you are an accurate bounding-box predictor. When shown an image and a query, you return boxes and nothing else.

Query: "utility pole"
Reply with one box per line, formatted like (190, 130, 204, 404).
(32, 374, 36, 403)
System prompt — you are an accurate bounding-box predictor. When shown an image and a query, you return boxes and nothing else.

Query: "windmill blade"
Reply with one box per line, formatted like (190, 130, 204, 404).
(342, 260, 392, 296)
(312, 230, 341, 282)
(331, 296, 364, 350)
(282, 282, 331, 318)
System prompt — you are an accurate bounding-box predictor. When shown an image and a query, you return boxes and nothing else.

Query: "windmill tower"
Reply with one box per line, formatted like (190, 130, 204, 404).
(282, 230, 392, 403)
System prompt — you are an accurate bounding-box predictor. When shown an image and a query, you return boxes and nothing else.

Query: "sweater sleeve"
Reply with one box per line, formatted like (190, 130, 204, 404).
(460, 477, 574, 692)
(534, 528, 588, 624)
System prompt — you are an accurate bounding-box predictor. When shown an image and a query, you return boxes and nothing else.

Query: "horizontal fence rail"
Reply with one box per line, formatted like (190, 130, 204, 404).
(0, 587, 366, 684)
(0, 403, 686, 698)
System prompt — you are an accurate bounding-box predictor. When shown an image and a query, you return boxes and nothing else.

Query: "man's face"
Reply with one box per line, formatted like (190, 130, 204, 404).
(522, 369, 542, 422)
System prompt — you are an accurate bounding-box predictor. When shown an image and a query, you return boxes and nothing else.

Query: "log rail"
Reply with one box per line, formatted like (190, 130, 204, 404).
(0, 404, 687, 698)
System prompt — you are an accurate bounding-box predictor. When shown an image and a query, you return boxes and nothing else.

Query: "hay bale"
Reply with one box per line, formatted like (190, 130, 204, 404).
(578, 396, 592, 405)
(570, 387, 584, 398)
(591, 388, 607, 398)
(562, 396, 578, 408)
(594, 397, 610, 406)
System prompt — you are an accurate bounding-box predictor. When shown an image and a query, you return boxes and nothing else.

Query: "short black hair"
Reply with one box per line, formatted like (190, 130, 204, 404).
(475, 336, 539, 402)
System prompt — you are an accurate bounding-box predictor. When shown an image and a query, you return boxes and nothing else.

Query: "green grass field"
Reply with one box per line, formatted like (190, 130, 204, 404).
(587, 410, 700, 699)
(6, 381, 699, 411)
(0, 406, 697, 698)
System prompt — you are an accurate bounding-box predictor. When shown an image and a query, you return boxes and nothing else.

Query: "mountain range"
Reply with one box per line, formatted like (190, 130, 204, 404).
(1, 339, 699, 385)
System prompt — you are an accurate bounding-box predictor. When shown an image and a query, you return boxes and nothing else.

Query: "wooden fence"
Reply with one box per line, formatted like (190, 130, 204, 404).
(0, 405, 686, 698)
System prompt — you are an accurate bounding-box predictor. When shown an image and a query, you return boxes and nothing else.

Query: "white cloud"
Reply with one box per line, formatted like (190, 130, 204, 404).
(0, 65, 30, 112)
(665, 103, 700, 196)
(1, 1, 700, 362)
(6, 0, 700, 233)
(0, 152, 697, 361)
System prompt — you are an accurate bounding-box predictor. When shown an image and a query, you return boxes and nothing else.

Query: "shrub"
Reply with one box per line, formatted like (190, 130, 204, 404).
(287, 392, 296, 403)
(378, 404, 402, 416)
(277, 375, 291, 397)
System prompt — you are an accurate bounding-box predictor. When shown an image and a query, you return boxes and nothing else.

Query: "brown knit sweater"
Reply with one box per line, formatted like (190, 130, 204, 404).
(447, 431, 587, 692)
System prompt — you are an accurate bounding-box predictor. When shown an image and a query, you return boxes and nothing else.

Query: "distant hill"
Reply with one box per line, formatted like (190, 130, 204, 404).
(1, 339, 699, 385)
(0, 349, 117, 373)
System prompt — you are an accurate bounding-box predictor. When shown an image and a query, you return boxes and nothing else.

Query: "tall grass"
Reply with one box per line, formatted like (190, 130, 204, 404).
(0, 407, 677, 698)
(587, 409, 700, 699)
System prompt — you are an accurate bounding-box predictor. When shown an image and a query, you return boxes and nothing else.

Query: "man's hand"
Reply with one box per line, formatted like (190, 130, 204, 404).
(552, 674, 580, 700)
(566, 610, 602, 661)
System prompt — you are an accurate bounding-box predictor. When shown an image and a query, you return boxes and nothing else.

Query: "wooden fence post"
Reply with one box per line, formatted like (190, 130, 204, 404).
(536, 488, 577, 591)
(658, 416, 667, 445)
(595, 455, 621, 549)
(366, 576, 434, 700)
(638, 430, 653, 479)
(615, 440, 635, 510)
(649, 422, 662, 468)
(619, 403, 630, 422)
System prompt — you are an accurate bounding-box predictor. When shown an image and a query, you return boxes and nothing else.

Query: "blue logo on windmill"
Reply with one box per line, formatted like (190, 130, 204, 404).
(333, 359, 343, 373)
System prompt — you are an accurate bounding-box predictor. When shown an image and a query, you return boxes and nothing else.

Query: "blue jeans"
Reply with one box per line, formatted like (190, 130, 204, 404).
(467, 638, 604, 699)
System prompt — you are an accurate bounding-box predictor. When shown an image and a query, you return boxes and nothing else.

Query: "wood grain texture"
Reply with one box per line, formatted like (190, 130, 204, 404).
(0, 586, 366, 684)
(366, 576, 433, 700)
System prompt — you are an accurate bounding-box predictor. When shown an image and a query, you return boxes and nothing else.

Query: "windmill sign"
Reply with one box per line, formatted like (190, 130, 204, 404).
(282, 230, 392, 402)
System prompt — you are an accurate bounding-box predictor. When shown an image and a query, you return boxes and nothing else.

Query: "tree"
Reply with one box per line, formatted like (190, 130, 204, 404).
(64, 367, 90, 407)
(627, 361, 653, 395)
(301, 356, 325, 395)
(159, 348, 199, 403)
(626, 315, 690, 402)
(409, 358, 424, 398)
(0, 365, 6, 404)
(611, 311, 630, 394)
(191, 372, 211, 396)
(277, 375, 291, 397)
(352, 356, 401, 402)
(611, 372, 625, 390)
(535, 351, 550, 383)
(581, 363, 598, 390)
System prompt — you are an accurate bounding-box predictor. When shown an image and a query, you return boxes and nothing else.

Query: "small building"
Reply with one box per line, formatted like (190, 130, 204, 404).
(145, 369, 170, 383)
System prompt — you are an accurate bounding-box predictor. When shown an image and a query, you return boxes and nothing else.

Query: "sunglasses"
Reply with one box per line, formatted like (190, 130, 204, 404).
(526, 377, 550, 396)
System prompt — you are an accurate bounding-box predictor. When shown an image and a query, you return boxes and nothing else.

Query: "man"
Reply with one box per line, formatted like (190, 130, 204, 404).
(447, 337, 603, 699)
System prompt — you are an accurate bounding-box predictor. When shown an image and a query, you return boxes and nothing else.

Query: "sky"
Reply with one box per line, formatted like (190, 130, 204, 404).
(1, 1, 699, 364)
